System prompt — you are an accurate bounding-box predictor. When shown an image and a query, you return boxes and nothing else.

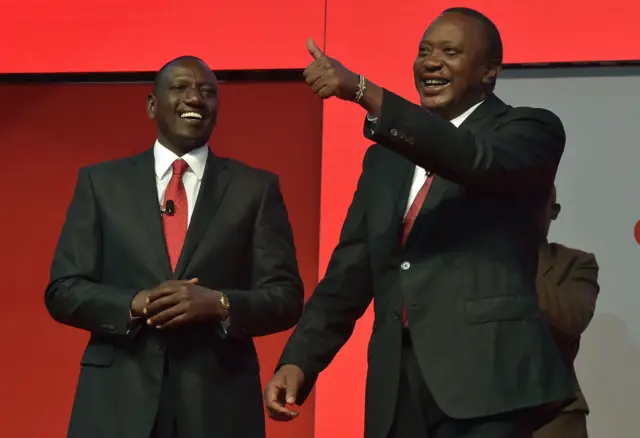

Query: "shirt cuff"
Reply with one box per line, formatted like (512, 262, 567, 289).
(221, 317, 231, 334)
(366, 113, 379, 123)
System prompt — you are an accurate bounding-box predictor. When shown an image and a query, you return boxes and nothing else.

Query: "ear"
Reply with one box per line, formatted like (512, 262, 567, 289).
(482, 61, 502, 87)
(550, 203, 561, 220)
(146, 94, 157, 120)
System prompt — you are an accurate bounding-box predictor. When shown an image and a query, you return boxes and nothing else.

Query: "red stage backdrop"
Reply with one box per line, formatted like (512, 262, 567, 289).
(0, 0, 326, 72)
(0, 82, 322, 438)
(1, 0, 638, 73)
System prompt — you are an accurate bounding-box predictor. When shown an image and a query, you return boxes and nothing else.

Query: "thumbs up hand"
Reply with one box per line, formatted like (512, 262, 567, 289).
(303, 38, 360, 100)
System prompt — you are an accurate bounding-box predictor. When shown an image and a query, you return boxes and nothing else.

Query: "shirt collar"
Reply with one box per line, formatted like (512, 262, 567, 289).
(153, 140, 209, 180)
(450, 100, 484, 127)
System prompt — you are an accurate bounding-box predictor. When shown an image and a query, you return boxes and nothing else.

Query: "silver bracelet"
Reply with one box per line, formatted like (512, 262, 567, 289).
(354, 74, 367, 103)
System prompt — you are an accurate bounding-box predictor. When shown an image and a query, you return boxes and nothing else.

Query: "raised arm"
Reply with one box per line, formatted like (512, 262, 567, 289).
(301, 38, 564, 192)
(362, 89, 564, 190)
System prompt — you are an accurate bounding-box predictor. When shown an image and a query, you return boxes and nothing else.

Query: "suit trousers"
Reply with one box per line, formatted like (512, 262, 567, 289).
(149, 352, 178, 438)
(387, 331, 535, 438)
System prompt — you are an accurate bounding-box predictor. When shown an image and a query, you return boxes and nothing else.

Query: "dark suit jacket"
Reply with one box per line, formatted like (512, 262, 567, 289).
(278, 91, 575, 438)
(536, 242, 600, 417)
(45, 149, 304, 438)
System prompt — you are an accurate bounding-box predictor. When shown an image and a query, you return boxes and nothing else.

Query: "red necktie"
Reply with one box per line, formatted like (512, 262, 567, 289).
(163, 159, 189, 271)
(400, 171, 434, 326)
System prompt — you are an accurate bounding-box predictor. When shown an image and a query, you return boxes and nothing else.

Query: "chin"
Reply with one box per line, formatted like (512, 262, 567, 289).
(419, 95, 453, 113)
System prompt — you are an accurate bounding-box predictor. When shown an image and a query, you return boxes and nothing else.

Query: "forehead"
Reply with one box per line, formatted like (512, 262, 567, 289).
(162, 60, 217, 84)
(422, 12, 485, 48)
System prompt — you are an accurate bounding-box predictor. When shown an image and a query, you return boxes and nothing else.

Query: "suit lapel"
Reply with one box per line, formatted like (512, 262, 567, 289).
(173, 153, 231, 278)
(403, 95, 509, 249)
(391, 159, 416, 223)
(403, 176, 449, 248)
(130, 149, 173, 278)
(458, 93, 509, 130)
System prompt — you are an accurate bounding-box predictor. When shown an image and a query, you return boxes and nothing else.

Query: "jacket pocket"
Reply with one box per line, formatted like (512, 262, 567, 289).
(80, 343, 115, 367)
(464, 294, 540, 325)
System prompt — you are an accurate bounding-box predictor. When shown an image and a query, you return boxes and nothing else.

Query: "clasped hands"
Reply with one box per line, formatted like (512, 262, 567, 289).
(130, 279, 223, 329)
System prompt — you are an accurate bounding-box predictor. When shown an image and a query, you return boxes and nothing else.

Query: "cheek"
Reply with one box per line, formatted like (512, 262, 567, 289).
(412, 59, 422, 77)
(209, 100, 219, 112)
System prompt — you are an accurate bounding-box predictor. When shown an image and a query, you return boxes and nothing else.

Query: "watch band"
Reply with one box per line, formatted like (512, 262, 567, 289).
(219, 292, 230, 321)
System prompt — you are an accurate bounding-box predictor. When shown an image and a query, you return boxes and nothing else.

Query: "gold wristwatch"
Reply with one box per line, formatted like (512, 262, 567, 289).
(219, 292, 230, 321)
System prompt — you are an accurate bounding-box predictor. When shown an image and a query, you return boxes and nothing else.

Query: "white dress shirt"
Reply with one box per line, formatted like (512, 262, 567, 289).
(154, 140, 209, 224)
(402, 101, 484, 216)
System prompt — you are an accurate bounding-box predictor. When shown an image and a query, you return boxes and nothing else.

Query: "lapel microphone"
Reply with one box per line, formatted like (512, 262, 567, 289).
(161, 200, 175, 216)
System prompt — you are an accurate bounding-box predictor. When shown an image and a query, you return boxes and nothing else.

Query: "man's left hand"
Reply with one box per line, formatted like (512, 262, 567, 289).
(144, 278, 223, 329)
(304, 38, 360, 100)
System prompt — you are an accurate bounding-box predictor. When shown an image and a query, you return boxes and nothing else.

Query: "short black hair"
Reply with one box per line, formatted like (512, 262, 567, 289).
(442, 7, 503, 65)
(152, 55, 207, 94)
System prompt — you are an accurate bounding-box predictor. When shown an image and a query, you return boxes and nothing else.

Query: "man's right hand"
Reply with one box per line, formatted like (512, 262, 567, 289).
(264, 364, 305, 421)
(129, 279, 197, 317)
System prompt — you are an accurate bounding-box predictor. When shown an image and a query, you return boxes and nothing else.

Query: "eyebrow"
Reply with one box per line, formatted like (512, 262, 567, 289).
(421, 39, 460, 46)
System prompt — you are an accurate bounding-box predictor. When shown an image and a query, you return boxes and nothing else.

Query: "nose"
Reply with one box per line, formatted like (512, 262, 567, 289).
(422, 55, 444, 72)
(183, 86, 205, 106)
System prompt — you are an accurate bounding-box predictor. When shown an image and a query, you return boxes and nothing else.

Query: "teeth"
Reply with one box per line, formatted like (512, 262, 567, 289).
(180, 112, 203, 119)
(423, 79, 449, 86)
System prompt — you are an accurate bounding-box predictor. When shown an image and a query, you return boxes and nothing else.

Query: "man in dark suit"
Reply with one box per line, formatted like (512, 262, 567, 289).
(265, 7, 575, 438)
(45, 56, 304, 438)
(535, 186, 600, 438)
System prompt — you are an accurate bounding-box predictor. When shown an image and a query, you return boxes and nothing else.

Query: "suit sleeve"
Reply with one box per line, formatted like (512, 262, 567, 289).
(538, 252, 600, 340)
(364, 89, 565, 191)
(276, 148, 375, 405)
(221, 175, 304, 337)
(45, 168, 140, 336)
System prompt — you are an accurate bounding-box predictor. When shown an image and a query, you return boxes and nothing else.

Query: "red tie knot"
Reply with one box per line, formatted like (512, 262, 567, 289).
(172, 159, 190, 178)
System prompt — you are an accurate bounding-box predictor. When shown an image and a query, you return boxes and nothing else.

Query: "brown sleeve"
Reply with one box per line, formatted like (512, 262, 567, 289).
(537, 251, 600, 340)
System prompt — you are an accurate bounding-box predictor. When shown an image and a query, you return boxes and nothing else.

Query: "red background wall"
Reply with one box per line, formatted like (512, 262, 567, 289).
(0, 82, 322, 438)
(2, 0, 639, 73)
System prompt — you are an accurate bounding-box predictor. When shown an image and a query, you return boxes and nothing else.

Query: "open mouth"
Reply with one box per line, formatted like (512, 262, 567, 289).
(179, 111, 205, 125)
(421, 78, 450, 92)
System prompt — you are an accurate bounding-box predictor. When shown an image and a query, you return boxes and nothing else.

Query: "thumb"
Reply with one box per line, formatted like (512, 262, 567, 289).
(284, 377, 300, 404)
(306, 38, 325, 59)
(187, 278, 199, 284)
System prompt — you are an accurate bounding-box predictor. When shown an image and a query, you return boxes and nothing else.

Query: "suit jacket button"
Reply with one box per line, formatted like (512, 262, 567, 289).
(390, 128, 398, 137)
(401, 261, 411, 270)
(394, 311, 400, 320)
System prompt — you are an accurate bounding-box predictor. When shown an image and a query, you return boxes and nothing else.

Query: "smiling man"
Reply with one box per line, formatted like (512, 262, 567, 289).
(265, 7, 575, 438)
(45, 56, 304, 438)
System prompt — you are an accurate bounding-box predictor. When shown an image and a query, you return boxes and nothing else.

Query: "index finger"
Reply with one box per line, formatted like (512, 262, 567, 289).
(146, 289, 175, 303)
(306, 38, 325, 60)
(147, 278, 198, 302)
